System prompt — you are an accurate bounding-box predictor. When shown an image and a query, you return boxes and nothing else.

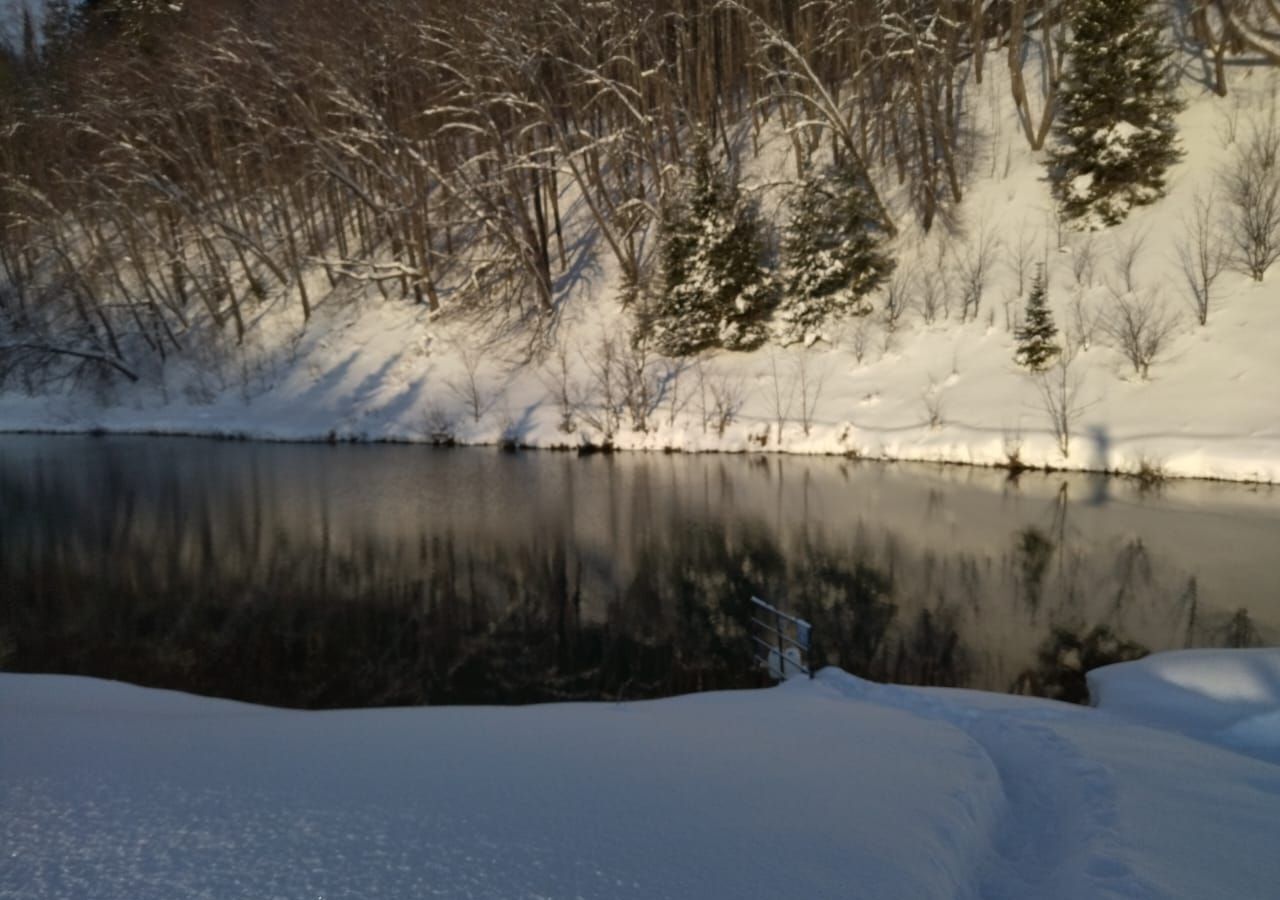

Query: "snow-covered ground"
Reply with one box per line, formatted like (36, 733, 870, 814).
(4, 47, 1280, 484)
(1088, 647, 1280, 764)
(3, 649, 1278, 900)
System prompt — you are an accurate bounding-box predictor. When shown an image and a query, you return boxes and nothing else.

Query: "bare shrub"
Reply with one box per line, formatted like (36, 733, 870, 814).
(918, 269, 945, 325)
(956, 218, 1002, 322)
(618, 335, 663, 432)
(1130, 455, 1169, 492)
(921, 376, 945, 429)
(1101, 289, 1180, 379)
(850, 317, 872, 364)
(796, 352, 827, 437)
(705, 369, 747, 437)
(1066, 288, 1099, 353)
(420, 405, 458, 445)
(1003, 427, 1028, 473)
(541, 338, 577, 433)
(447, 340, 489, 424)
(577, 335, 625, 439)
(1224, 117, 1280, 281)
(1009, 221, 1039, 297)
(1070, 233, 1099, 288)
(572, 330, 667, 435)
(1217, 90, 1245, 147)
(1113, 229, 1147, 294)
(1176, 188, 1228, 326)
(882, 269, 913, 348)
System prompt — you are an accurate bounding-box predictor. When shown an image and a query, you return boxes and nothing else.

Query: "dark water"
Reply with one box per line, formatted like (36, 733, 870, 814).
(1, 435, 1277, 708)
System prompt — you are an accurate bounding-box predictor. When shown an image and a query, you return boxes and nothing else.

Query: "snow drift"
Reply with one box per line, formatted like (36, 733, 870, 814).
(4, 653, 1279, 900)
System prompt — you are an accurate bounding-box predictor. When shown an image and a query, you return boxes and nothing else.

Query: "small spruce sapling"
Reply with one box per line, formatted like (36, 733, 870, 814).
(1015, 267, 1061, 372)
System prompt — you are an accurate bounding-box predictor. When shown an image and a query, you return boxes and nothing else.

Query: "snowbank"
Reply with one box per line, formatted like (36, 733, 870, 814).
(1089, 648, 1280, 764)
(4, 664, 1279, 899)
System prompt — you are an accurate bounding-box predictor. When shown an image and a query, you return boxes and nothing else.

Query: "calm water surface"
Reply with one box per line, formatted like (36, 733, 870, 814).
(2, 435, 1277, 707)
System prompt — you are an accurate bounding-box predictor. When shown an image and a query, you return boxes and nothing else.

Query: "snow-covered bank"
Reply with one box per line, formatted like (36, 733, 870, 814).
(2, 290, 1278, 485)
(1089, 648, 1280, 765)
(4, 651, 1279, 900)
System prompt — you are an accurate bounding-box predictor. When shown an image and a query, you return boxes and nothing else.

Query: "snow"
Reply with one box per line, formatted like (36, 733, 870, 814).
(3, 655, 1279, 899)
(1089, 648, 1280, 764)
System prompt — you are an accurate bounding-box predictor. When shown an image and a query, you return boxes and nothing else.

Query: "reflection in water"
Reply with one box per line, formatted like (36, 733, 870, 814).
(1011, 626, 1149, 703)
(1, 436, 1276, 708)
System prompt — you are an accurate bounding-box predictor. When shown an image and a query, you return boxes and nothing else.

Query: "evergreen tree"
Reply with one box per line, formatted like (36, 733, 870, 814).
(1015, 267, 1060, 372)
(1049, 0, 1184, 227)
(778, 158, 895, 345)
(651, 132, 778, 356)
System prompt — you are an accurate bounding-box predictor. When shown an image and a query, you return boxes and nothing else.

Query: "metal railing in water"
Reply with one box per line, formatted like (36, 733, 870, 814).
(750, 596, 814, 680)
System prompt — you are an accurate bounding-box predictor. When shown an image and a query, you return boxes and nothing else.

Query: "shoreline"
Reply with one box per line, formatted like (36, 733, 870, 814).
(4, 421, 1275, 488)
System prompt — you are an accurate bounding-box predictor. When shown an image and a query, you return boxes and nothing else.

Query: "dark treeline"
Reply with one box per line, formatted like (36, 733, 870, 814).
(3, 0, 1276, 388)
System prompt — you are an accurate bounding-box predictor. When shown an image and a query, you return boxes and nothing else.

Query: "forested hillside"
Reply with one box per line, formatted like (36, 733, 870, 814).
(2, 0, 1280, 480)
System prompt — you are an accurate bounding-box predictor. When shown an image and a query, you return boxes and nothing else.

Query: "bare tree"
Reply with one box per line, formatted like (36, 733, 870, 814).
(1033, 351, 1087, 459)
(663, 360, 692, 430)
(1189, 0, 1235, 98)
(1007, 0, 1068, 151)
(1176, 188, 1229, 325)
(765, 352, 796, 442)
(540, 336, 577, 433)
(734, 0, 898, 234)
(1206, 0, 1280, 70)
(1102, 289, 1181, 379)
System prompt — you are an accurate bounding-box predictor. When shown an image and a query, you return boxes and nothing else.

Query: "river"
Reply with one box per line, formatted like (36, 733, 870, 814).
(2, 435, 1276, 707)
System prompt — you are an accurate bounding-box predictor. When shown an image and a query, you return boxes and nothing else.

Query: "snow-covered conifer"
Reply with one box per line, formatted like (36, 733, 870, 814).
(652, 131, 778, 356)
(1049, 0, 1184, 227)
(1015, 267, 1060, 372)
(777, 159, 895, 345)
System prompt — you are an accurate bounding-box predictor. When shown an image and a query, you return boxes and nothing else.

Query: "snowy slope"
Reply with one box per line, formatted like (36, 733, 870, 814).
(4, 654, 1280, 900)
(3, 49, 1280, 483)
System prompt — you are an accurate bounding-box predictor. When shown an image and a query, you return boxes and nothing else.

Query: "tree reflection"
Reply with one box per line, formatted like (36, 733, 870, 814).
(0, 443, 1265, 708)
(1012, 625, 1149, 703)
